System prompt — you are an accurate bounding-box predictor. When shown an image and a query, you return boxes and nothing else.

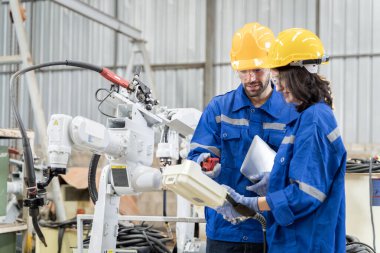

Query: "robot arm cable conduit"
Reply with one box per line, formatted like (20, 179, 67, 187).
(9, 60, 137, 246)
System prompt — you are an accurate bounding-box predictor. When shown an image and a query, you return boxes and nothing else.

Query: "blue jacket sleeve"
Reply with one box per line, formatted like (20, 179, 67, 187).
(187, 99, 221, 162)
(266, 123, 342, 226)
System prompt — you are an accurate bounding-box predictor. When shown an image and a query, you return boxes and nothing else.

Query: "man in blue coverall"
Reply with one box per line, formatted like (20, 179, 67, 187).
(187, 23, 298, 253)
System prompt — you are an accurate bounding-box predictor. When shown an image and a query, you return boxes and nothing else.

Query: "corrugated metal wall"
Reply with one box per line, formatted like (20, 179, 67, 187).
(318, 0, 380, 146)
(212, 0, 317, 94)
(117, 0, 205, 109)
(1, 0, 379, 147)
(1, 0, 120, 130)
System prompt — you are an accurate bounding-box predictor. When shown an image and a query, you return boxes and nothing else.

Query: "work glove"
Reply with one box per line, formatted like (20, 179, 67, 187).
(215, 185, 259, 224)
(196, 153, 221, 178)
(246, 172, 270, 196)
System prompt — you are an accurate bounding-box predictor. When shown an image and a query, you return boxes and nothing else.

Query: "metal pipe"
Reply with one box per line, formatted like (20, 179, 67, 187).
(50, 0, 141, 39)
(204, 0, 216, 107)
(7, 181, 23, 194)
(0, 55, 22, 64)
(0, 62, 207, 75)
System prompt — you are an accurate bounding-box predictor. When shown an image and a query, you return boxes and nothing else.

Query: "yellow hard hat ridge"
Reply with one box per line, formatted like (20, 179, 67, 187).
(267, 28, 329, 69)
(230, 22, 275, 71)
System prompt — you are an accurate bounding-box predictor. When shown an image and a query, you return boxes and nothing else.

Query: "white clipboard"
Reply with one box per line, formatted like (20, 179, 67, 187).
(240, 135, 276, 181)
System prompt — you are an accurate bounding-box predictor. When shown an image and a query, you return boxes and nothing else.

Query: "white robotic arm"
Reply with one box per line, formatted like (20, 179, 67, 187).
(47, 114, 127, 169)
(47, 110, 163, 195)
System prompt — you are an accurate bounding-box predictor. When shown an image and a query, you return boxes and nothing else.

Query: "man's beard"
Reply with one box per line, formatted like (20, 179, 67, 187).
(243, 78, 270, 98)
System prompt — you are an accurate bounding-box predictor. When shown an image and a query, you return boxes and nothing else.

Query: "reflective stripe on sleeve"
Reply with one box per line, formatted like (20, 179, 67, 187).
(263, 122, 286, 131)
(292, 180, 326, 202)
(190, 142, 221, 157)
(215, 114, 249, 126)
(282, 135, 295, 144)
(327, 127, 341, 143)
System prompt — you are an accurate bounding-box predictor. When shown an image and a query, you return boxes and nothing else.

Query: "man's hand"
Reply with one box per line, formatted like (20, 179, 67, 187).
(246, 172, 270, 196)
(215, 185, 259, 224)
(196, 153, 221, 178)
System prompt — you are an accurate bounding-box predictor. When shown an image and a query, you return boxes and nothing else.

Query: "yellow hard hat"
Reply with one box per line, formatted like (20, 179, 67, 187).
(230, 22, 275, 71)
(267, 28, 329, 69)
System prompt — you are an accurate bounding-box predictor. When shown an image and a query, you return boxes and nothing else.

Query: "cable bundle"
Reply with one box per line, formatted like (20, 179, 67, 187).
(40, 218, 92, 253)
(41, 219, 173, 253)
(346, 157, 380, 173)
(83, 222, 173, 253)
(346, 235, 376, 253)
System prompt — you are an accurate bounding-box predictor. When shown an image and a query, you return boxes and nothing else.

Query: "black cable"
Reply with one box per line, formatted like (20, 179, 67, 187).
(162, 126, 169, 143)
(254, 213, 267, 253)
(88, 154, 100, 204)
(162, 190, 167, 217)
(95, 88, 117, 118)
(226, 194, 267, 253)
(83, 222, 173, 252)
(263, 231, 267, 253)
(10, 62, 106, 184)
(142, 230, 155, 252)
(346, 158, 380, 173)
(41, 217, 75, 227)
(32, 215, 47, 246)
(346, 164, 380, 173)
(57, 227, 65, 253)
(95, 88, 112, 102)
(159, 116, 174, 242)
(346, 167, 380, 173)
(64, 60, 102, 73)
(346, 242, 376, 253)
(10, 60, 110, 246)
(194, 222, 199, 238)
(40, 218, 92, 253)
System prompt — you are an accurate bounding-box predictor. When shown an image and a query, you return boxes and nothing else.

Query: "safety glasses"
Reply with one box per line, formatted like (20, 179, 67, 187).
(270, 73, 280, 86)
(238, 68, 266, 80)
(270, 73, 288, 91)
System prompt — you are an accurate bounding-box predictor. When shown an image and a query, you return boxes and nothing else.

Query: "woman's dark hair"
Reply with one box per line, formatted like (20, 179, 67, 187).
(275, 66, 333, 112)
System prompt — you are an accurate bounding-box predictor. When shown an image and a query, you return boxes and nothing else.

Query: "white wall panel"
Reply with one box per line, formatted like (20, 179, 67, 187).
(372, 57, 380, 143)
(154, 68, 203, 110)
(358, 0, 372, 54)
(357, 57, 372, 143)
(345, 0, 359, 55)
(374, 0, 380, 52)
(331, 0, 346, 55)
(281, 0, 295, 29)
(342, 58, 358, 144)
(318, 0, 379, 145)
(318, 0, 332, 53)
(117, 0, 205, 64)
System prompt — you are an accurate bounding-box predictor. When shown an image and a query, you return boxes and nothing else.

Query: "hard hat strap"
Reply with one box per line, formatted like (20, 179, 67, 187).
(289, 55, 329, 67)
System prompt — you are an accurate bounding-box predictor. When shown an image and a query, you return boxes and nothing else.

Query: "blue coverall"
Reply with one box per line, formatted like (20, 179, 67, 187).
(188, 84, 298, 243)
(265, 102, 346, 252)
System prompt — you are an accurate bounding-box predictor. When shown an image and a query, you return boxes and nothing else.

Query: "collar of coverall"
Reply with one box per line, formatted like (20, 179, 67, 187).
(233, 83, 286, 119)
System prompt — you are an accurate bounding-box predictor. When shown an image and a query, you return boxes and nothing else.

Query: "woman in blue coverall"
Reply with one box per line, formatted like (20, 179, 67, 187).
(189, 23, 298, 253)
(216, 28, 347, 253)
